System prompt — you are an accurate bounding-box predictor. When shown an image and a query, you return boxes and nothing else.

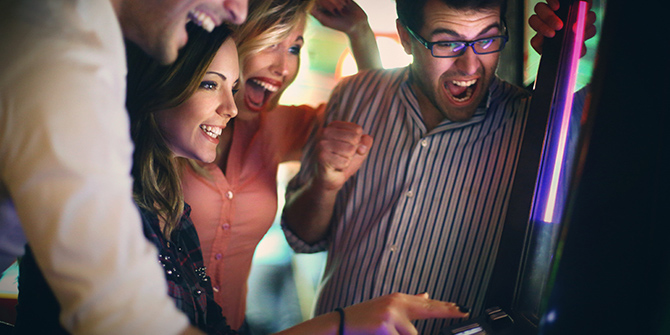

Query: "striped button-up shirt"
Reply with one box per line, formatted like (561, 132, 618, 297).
(284, 66, 534, 334)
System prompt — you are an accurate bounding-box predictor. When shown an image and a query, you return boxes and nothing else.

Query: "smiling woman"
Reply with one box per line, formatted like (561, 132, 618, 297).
(127, 23, 241, 333)
(153, 39, 239, 164)
(126, 21, 238, 244)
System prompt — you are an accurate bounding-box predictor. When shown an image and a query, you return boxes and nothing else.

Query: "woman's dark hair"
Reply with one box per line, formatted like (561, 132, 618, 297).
(125, 23, 234, 238)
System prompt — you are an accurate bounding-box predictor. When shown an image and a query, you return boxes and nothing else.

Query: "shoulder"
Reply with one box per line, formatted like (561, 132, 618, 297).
(336, 67, 406, 91)
(264, 104, 325, 134)
(489, 77, 532, 103)
(271, 104, 324, 120)
(329, 67, 407, 109)
(0, 0, 125, 85)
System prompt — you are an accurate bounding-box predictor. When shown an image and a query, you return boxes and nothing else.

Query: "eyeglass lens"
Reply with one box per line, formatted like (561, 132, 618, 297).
(433, 37, 505, 57)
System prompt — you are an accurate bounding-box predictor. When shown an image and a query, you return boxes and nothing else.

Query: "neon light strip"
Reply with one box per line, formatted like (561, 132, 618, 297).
(542, 1, 588, 222)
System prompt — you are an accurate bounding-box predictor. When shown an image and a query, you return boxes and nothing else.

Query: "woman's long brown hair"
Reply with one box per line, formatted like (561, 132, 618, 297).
(126, 23, 234, 239)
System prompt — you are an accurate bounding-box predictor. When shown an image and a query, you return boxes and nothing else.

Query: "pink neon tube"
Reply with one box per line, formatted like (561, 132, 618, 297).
(542, 1, 588, 223)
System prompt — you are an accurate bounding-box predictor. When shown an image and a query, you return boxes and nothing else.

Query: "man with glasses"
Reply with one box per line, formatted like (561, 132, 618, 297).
(282, 0, 590, 333)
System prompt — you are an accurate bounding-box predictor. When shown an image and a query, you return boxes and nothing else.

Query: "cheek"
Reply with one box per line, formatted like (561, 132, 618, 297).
(153, 110, 174, 137)
(287, 57, 300, 81)
(482, 56, 499, 75)
(154, 106, 192, 140)
(242, 55, 267, 77)
(414, 57, 453, 87)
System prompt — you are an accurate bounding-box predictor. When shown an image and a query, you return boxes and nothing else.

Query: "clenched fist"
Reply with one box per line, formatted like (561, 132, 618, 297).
(314, 121, 373, 191)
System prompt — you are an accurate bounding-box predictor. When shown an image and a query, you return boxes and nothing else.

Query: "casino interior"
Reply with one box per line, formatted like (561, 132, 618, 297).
(1, 0, 667, 334)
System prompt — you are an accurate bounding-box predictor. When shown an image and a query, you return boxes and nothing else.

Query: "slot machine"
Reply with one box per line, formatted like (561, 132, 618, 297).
(443, 1, 669, 334)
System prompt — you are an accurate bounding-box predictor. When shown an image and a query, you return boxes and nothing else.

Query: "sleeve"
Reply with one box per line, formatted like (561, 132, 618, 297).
(0, 9, 190, 335)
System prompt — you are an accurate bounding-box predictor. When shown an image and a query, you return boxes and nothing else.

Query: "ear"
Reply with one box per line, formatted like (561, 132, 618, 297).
(396, 19, 412, 55)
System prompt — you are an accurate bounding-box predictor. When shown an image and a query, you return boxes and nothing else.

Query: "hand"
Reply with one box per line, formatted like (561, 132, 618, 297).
(342, 293, 470, 335)
(314, 121, 373, 191)
(311, 0, 369, 36)
(528, 0, 597, 56)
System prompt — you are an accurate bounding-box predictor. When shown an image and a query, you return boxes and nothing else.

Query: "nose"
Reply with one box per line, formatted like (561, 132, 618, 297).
(270, 51, 290, 77)
(453, 47, 479, 76)
(217, 91, 238, 119)
(222, 0, 248, 25)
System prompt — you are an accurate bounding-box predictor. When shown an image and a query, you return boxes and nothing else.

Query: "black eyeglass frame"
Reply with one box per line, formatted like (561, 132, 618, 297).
(404, 23, 509, 58)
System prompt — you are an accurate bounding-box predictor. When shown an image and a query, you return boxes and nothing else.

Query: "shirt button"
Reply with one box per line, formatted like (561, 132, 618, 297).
(222, 223, 230, 230)
(420, 139, 428, 147)
(215, 253, 222, 260)
(406, 190, 414, 198)
(389, 244, 398, 252)
(226, 190, 234, 199)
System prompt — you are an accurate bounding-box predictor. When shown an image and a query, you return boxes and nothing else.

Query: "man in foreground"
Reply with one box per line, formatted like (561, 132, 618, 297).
(0, 0, 246, 334)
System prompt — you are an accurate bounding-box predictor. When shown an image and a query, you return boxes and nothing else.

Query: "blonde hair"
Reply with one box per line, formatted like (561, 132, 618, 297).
(234, 0, 314, 77)
(188, 0, 314, 182)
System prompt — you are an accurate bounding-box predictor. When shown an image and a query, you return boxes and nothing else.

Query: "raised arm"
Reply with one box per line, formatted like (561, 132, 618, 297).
(311, 0, 382, 71)
(283, 121, 372, 244)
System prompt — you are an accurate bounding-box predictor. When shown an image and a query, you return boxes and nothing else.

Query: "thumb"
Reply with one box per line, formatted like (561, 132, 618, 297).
(356, 134, 373, 155)
(414, 292, 430, 299)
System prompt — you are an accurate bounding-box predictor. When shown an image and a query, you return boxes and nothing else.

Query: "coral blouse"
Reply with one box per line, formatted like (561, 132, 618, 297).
(181, 104, 323, 329)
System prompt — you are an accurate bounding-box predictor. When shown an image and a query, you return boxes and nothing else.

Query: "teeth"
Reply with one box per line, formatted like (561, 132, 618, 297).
(452, 79, 477, 87)
(200, 125, 222, 138)
(189, 10, 215, 32)
(452, 88, 474, 102)
(252, 79, 279, 92)
(452, 93, 473, 102)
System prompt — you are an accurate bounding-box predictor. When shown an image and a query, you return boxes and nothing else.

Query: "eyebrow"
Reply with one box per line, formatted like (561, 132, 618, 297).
(206, 71, 227, 81)
(430, 22, 502, 40)
(205, 72, 240, 87)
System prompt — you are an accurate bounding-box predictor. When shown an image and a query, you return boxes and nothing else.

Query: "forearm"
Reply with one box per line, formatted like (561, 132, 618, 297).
(283, 177, 339, 245)
(313, 0, 381, 72)
(346, 21, 381, 71)
(273, 311, 339, 335)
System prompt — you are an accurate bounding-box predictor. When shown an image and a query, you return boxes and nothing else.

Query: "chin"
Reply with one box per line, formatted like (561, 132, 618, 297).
(198, 154, 217, 164)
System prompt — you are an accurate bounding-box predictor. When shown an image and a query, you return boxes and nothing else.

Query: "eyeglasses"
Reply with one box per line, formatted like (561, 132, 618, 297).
(404, 24, 508, 58)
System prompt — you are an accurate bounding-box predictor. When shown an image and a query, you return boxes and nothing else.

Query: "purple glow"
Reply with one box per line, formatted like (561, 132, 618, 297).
(543, 1, 588, 223)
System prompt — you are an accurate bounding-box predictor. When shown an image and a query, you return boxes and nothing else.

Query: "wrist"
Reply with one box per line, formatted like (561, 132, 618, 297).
(311, 173, 344, 193)
(345, 20, 373, 39)
(335, 307, 345, 335)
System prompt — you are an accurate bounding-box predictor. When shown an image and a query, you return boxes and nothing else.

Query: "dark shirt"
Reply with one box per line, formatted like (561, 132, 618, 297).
(139, 203, 236, 335)
(14, 203, 236, 335)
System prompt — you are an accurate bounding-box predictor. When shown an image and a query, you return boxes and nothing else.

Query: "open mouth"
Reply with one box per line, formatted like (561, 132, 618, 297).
(244, 78, 279, 111)
(445, 79, 478, 103)
(188, 9, 215, 32)
(200, 124, 223, 139)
